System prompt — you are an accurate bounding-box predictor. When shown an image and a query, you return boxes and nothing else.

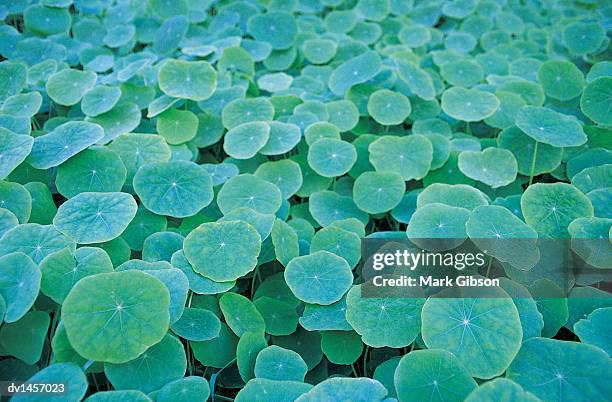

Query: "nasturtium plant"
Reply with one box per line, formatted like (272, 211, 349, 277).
(0, 252, 40, 323)
(156, 109, 199, 145)
(367, 89, 411, 126)
(104, 333, 186, 393)
(580, 77, 612, 126)
(395, 349, 477, 402)
(53, 192, 138, 244)
(506, 338, 611, 402)
(285, 251, 353, 305)
(133, 161, 213, 218)
(55, 147, 127, 198)
(158, 59, 216, 101)
(368, 135, 433, 181)
(223, 121, 270, 159)
(458, 148, 518, 188)
(45, 68, 97, 106)
(183, 221, 261, 282)
(346, 284, 425, 348)
(0, 1, 609, 400)
(62, 271, 170, 364)
(521, 183, 594, 237)
(39, 247, 113, 304)
(515, 106, 587, 148)
(441, 87, 500, 122)
(27, 121, 104, 169)
(421, 289, 523, 379)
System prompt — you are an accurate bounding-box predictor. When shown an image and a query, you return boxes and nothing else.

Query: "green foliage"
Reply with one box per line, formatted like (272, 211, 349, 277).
(0, 2, 609, 400)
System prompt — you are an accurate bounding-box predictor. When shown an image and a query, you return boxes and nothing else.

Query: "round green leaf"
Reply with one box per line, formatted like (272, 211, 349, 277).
(27, 121, 105, 169)
(271, 219, 299, 267)
(0, 128, 33, 180)
(104, 333, 186, 393)
(441, 87, 500, 122)
(223, 122, 270, 159)
(417, 183, 489, 210)
(1, 92, 42, 118)
(259, 121, 301, 156)
(183, 221, 261, 282)
(467, 205, 539, 270)
(55, 147, 127, 198)
(395, 349, 477, 402)
(0, 252, 40, 323)
(237, 331, 268, 383)
(254, 160, 302, 199)
(421, 289, 523, 379)
(0, 208, 18, 237)
(235, 379, 312, 402)
(191, 323, 238, 368)
(62, 270, 171, 363)
(158, 59, 216, 101)
(247, 12, 297, 50)
(497, 126, 562, 176)
(217, 174, 283, 215)
(81, 85, 122, 117)
(296, 377, 388, 402)
(302, 39, 337, 64)
(406, 203, 470, 250)
(507, 338, 611, 402)
(563, 21, 606, 56)
(458, 148, 517, 188)
(367, 89, 411, 126)
(284, 251, 353, 305)
(11, 363, 87, 402)
(85, 391, 152, 402)
(0, 181, 30, 223)
(515, 106, 587, 147)
(222, 98, 275, 130)
(320, 331, 363, 365)
(537, 60, 585, 101)
(254, 345, 308, 381)
(307, 138, 357, 178)
(40, 246, 113, 304)
(133, 161, 213, 218)
(0, 223, 76, 264)
(521, 183, 593, 237)
(156, 109, 199, 145)
(310, 225, 361, 268)
(53, 192, 137, 244)
(157, 376, 210, 402)
(108, 133, 171, 181)
(574, 307, 611, 355)
(568, 217, 612, 269)
(253, 296, 298, 336)
(465, 378, 540, 402)
(0, 311, 49, 364)
(369, 135, 433, 181)
(580, 77, 612, 126)
(309, 190, 369, 227)
(396, 61, 436, 100)
(328, 51, 381, 96)
(346, 283, 424, 348)
(220, 292, 266, 337)
(45, 68, 96, 106)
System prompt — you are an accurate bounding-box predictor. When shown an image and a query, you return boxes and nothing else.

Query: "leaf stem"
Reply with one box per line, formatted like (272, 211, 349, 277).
(213, 396, 234, 401)
(362, 345, 370, 377)
(351, 363, 359, 377)
(485, 256, 493, 278)
(528, 141, 539, 186)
